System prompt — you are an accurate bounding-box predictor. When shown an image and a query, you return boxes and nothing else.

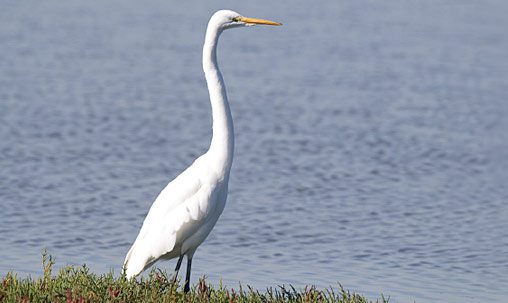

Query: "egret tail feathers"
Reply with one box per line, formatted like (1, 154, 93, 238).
(123, 243, 153, 278)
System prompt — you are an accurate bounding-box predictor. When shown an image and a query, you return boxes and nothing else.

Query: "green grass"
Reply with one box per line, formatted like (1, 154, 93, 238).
(0, 252, 388, 303)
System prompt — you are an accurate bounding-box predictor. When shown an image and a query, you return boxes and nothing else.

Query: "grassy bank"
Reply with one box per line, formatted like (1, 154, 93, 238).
(0, 253, 388, 303)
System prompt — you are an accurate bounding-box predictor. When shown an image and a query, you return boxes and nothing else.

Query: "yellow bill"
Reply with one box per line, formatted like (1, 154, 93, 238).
(239, 17, 282, 26)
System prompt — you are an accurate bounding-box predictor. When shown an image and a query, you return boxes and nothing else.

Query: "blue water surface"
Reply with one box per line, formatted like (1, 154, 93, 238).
(1, 1, 507, 302)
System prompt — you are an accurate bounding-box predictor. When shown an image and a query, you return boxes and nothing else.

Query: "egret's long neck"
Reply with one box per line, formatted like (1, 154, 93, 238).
(203, 24, 234, 173)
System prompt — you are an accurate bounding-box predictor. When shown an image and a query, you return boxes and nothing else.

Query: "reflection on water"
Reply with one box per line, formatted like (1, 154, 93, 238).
(1, 1, 507, 302)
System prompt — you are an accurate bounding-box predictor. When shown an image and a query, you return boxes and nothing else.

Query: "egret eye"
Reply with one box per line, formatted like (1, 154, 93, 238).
(232, 17, 240, 22)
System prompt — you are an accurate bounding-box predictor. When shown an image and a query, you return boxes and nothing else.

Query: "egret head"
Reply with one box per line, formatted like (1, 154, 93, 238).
(210, 10, 282, 30)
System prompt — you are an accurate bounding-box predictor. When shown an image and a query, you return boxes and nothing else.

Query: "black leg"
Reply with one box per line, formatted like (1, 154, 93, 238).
(183, 256, 192, 293)
(171, 255, 184, 283)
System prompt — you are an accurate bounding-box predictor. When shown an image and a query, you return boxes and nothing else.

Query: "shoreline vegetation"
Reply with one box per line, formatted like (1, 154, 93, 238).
(0, 252, 389, 303)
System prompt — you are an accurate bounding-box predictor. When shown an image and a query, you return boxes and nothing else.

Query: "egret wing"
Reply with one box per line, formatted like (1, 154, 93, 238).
(124, 159, 214, 277)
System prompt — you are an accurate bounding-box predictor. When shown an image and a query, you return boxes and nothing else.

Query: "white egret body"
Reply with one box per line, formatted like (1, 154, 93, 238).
(123, 10, 281, 292)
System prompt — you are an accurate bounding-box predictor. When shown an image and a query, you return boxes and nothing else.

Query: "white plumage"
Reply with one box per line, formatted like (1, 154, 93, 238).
(123, 10, 281, 292)
(124, 156, 225, 277)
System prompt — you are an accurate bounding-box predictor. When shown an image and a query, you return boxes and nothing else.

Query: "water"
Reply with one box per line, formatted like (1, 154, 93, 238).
(1, 1, 507, 302)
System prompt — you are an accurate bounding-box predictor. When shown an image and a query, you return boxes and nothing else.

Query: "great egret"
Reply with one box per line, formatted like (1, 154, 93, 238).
(123, 10, 281, 292)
